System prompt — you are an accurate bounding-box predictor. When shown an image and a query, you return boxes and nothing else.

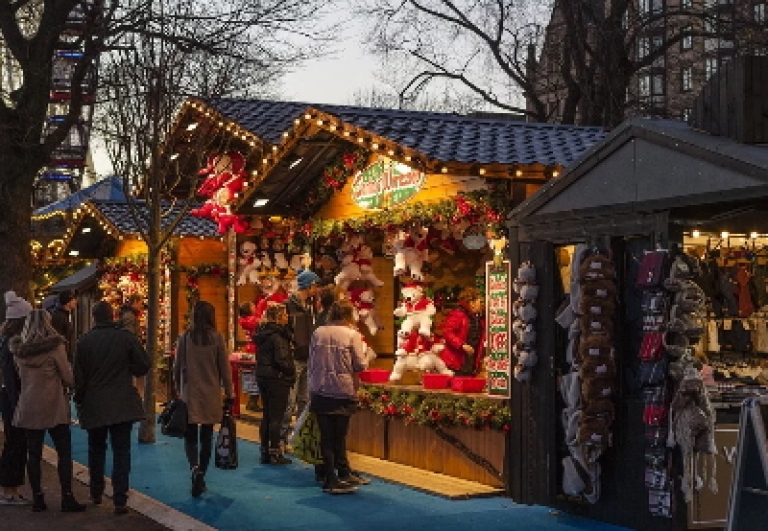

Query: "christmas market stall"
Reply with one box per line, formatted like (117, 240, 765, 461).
(48, 197, 225, 394)
(160, 97, 607, 491)
(507, 109, 768, 530)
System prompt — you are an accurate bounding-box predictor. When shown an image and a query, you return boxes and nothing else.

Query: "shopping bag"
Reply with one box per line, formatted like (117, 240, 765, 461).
(158, 399, 187, 439)
(289, 406, 311, 446)
(215, 411, 239, 470)
(291, 411, 323, 465)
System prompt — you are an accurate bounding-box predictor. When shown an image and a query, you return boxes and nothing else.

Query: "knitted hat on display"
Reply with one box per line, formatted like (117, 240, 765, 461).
(296, 269, 320, 290)
(4, 291, 33, 320)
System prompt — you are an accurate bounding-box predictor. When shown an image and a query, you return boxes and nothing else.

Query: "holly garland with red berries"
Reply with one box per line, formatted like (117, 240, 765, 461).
(357, 384, 511, 432)
(292, 149, 369, 218)
(171, 263, 228, 307)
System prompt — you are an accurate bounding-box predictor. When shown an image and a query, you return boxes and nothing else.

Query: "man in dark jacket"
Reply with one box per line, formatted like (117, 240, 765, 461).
(282, 270, 320, 442)
(50, 290, 77, 363)
(118, 293, 144, 337)
(73, 301, 151, 515)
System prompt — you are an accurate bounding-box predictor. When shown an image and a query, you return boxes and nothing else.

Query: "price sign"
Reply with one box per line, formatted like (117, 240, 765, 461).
(486, 260, 511, 397)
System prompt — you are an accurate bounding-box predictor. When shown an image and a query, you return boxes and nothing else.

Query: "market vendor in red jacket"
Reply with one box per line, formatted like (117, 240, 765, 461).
(439, 287, 486, 375)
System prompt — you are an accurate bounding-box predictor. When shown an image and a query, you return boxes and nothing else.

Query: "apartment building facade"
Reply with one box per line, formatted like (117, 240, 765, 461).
(530, 0, 768, 124)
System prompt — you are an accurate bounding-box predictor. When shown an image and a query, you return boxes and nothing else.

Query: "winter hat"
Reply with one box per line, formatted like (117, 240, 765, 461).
(296, 269, 320, 290)
(4, 291, 33, 320)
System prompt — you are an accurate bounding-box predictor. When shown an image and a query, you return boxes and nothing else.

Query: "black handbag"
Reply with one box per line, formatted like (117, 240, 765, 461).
(215, 410, 239, 470)
(158, 398, 187, 438)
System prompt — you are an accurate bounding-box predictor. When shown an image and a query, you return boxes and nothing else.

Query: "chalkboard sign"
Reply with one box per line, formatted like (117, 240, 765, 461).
(725, 397, 768, 531)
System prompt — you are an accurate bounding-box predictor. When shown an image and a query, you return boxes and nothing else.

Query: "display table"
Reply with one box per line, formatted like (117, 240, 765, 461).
(229, 352, 255, 417)
(350, 382, 509, 487)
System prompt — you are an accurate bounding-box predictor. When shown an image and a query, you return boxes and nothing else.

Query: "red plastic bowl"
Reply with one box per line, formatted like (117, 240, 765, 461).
(450, 377, 486, 393)
(359, 369, 390, 383)
(422, 373, 452, 389)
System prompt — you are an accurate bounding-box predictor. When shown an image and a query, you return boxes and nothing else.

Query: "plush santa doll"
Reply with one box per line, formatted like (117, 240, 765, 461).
(253, 275, 289, 318)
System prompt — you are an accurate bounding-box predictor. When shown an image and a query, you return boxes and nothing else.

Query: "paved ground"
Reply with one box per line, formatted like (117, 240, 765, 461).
(0, 432, 169, 531)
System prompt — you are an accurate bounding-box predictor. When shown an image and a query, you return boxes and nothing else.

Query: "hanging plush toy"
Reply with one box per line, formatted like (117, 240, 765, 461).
(334, 233, 365, 289)
(348, 287, 383, 335)
(393, 226, 429, 280)
(236, 241, 261, 286)
(191, 152, 249, 233)
(353, 245, 385, 287)
(394, 283, 436, 338)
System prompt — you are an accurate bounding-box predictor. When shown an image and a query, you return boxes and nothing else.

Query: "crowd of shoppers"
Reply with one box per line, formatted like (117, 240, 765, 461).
(0, 269, 374, 515)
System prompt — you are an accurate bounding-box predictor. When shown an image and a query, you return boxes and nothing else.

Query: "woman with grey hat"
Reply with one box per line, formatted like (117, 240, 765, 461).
(0, 291, 32, 505)
(11, 309, 85, 512)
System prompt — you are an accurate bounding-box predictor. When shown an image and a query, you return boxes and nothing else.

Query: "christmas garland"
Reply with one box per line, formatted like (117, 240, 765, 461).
(310, 186, 509, 238)
(357, 384, 511, 433)
(291, 149, 369, 219)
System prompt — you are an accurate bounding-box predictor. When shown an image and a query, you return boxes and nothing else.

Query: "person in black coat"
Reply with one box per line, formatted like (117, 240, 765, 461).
(73, 301, 150, 514)
(0, 291, 32, 505)
(254, 302, 296, 465)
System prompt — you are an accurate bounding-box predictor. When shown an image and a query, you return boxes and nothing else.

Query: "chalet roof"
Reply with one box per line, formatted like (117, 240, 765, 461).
(207, 98, 608, 167)
(33, 175, 126, 218)
(90, 201, 219, 238)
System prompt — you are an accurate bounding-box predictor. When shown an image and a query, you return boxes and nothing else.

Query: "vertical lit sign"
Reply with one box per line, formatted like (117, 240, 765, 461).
(486, 260, 511, 397)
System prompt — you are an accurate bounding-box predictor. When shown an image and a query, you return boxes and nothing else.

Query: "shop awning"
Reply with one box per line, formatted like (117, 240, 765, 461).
(48, 262, 99, 293)
(509, 118, 768, 241)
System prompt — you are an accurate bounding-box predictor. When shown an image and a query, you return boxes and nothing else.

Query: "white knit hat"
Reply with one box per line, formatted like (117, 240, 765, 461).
(4, 291, 33, 320)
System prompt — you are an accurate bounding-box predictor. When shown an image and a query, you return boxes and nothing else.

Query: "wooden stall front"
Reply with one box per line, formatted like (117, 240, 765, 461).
(158, 97, 608, 493)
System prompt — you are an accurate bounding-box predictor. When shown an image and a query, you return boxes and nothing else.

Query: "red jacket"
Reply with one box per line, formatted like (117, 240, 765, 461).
(439, 306, 486, 372)
(238, 315, 259, 353)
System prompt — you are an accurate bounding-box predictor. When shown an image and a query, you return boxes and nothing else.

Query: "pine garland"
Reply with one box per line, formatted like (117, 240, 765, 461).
(357, 384, 511, 433)
(311, 186, 509, 238)
(291, 149, 369, 219)
(170, 263, 228, 307)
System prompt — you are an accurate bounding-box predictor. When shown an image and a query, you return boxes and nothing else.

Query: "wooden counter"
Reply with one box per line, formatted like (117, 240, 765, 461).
(348, 383, 507, 488)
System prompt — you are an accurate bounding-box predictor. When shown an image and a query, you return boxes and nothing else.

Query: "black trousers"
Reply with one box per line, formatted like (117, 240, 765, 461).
(0, 390, 25, 488)
(316, 414, 351, 485)
(25, 423, 73, 496)
(87, 421, 133, 506)
(184, 423, 214, 472)
(257, 378, 292, 453)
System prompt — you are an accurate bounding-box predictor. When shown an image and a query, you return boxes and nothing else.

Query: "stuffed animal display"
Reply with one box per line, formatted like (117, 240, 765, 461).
(393, 226, 429, 280)
(348, 287, 383, 335)
(389, 330, 452, 382)
(394, 283, 436, 338)
(191, 152, 250, 233)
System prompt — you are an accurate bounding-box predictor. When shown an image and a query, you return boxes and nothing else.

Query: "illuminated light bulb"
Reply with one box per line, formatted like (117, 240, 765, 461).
(358, 137, 364, 143)
(330, 125, 337, 131)
(441, 167, 448, 173)
(552, 170, 560, 177)
(692, 230, 701, 238)
(304, 114, 311, 120)
(283, 132, 289, 138)
(343, 131, 350, 137)
(721, 231, 729, 239)
(294, 119, 300, 125)
(316, 120, 324, 126)
(372, 143, 379, 150)
(388, 150, 395, 156)
(515, 170, 523, 177)
(251, 171, 258, 176)
(272, 146, 278, 151)
(751, 232, 759, 239)
(479, 168, 486, 175)
(405, 155, 412, 162)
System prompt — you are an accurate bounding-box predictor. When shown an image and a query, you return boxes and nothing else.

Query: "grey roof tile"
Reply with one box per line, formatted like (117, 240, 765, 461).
(206, 98, 608, 167)
(91, 201, 218, 238)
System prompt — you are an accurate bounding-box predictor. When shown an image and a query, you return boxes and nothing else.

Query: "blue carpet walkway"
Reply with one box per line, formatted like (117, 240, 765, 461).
(67, 424, 632, 531)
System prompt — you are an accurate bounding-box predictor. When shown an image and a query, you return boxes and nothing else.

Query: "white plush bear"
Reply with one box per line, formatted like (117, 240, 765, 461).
(334, 253, 361, 289)
(394, 283, 435, 338)
(349, 287, 383, 335)
(354, 245, 384, 287)
(389, 330, 452, 382)
(393, 226, 429, 280)
(237, 241, 261, 286)
(290, 252, 311, 271)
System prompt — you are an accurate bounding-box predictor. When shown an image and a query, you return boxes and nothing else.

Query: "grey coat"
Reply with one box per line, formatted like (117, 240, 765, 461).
(11, 335, 73, 430)
(173, 331, 234, 425)
(73, 322, 151, 430)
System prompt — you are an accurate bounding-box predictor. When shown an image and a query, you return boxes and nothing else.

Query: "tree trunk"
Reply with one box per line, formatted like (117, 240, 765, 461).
(138, 246, 161, 443)
(0, 145, 36, 301)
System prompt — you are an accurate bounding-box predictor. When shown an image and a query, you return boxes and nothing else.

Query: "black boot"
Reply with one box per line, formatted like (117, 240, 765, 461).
(268, 449, 292, 465)
(61, 492, 86, 512)
(260, 449, 270, 465)
(191, 467, 205, 498)
(32, 493, 46, 512)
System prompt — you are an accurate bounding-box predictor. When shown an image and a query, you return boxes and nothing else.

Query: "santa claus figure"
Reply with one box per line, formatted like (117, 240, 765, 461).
(439, 287, 486, 375)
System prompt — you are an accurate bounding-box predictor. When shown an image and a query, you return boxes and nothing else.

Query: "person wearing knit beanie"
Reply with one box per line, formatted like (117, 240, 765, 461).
(296, 270, 320, 291)
(4, 291, 33, 320)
